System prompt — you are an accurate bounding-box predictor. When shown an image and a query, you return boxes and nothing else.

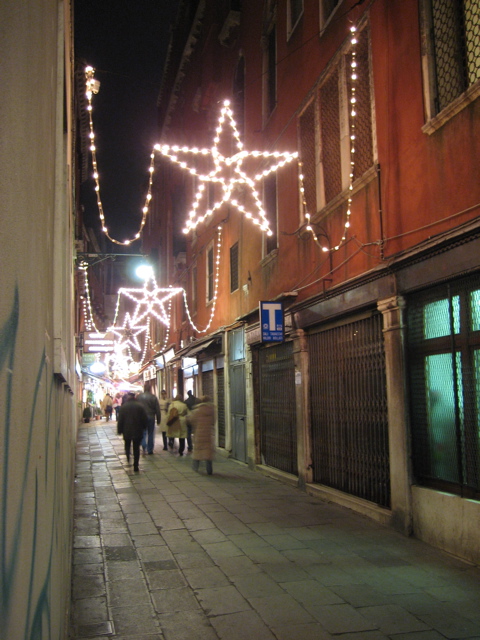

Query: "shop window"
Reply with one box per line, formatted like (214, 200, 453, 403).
(408, 274, 480, 499)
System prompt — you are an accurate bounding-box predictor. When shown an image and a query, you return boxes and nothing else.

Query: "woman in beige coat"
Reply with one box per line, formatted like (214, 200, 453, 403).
(166, 395, 188, 455)
(190, 396, 215, 474)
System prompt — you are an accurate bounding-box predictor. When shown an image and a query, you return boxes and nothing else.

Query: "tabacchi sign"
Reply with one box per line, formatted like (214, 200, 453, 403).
(260, 302, 284, 342)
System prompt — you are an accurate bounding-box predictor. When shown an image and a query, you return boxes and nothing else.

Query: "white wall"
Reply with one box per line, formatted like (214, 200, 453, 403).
(0, 1, 77, 637)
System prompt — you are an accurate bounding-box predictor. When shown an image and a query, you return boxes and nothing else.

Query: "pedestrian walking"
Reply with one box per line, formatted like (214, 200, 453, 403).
(117, 392, 149, 472)
(159, 389, 171, 450)
(185, 389, 198, 452)
(112, 393, 122, 421)
(137, 381, 161, 454)
(190, 395, 215, 474)
(166, 394, 189, 456)
(101, 393, 113, 421)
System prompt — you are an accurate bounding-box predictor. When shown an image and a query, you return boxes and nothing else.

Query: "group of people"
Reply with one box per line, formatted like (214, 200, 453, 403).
(116, 383, 215, 474)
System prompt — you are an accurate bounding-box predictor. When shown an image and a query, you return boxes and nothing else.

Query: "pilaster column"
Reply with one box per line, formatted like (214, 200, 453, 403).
(292, 329, 313, 488)
(378, 295, 413, 534)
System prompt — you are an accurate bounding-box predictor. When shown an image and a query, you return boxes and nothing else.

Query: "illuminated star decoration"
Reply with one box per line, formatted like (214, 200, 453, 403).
(155, 100, 298, 236)
(107, 345, 135, 379)
(109, 313, 148, 353)
(118, 275, 184, 327)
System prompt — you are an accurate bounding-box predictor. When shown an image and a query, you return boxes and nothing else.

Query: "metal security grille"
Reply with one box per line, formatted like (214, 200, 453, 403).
(408, 273, 480, 499)
(217, 368, 225, 448)
(299, 100, 317, 216)
(431, 0, 480, 112)
(259, 342, 298, 475)
(230, 242, 239, 292)
(309, 313, 390, 507)
(319, 69, 342, 202)
(347, 26, 373, 180)
(202, 369, 214, 398)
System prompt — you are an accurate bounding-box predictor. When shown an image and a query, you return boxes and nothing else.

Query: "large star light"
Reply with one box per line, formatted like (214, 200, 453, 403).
(155, 100, 298, 235)
(119, 276, 183, 327)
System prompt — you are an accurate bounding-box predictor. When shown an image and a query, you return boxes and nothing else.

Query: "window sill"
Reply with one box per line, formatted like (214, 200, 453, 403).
(310, 164, 378, 225)
(261, 248, 278, 267)
(422, 81, 480, 136)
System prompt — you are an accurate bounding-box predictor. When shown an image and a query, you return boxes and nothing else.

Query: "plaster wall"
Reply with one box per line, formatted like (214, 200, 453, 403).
(0, 0, 77, 637)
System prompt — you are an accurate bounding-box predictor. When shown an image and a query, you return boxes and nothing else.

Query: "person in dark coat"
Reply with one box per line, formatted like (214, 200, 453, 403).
(117, 392, 149, 472)
(137, 381, 161, 454)
(185, 390, 198, 452)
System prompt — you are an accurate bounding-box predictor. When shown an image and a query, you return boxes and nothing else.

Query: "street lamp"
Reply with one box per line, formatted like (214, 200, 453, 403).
(135, 264, 154, 281)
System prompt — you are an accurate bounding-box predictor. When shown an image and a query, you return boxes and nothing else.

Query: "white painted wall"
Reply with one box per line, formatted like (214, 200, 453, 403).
(0, 1, 77, 637)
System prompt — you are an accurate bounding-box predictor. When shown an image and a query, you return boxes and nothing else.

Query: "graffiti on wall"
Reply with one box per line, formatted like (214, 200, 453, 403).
(1, 286, 73, 639)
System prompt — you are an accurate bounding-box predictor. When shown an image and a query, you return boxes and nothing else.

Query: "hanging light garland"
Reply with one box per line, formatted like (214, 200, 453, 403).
(301, 24, 358, 253)
(183, 225, 223, 333)
(78, 261, 102, 332)
(85, 66, 155, 246)
(155, 100, 298, 236)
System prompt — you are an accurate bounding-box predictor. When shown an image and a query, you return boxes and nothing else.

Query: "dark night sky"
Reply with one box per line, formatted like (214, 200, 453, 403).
(75, 0, 180, 244)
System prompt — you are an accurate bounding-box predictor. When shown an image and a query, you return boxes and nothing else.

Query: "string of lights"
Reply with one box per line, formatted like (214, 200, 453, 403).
(183, 225, 223, 334)
(301, 24, 358, 253)
(79, 261, 102, 332)
(85, 66, 155, 246)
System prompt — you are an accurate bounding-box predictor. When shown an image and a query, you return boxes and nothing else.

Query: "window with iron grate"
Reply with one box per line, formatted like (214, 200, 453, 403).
(421, 0, 480, 122)
(264, 173, 278, 255)
(230, 242, 239, 292)
(206, 243, 214, 303)
(287, 0, 304, 39)
(407, 273, 480, 499)
(298, 25, 374, 215)
(262, 1, 277, 121)
(319, 0, 342, 29)
(191, 265, 197, 315)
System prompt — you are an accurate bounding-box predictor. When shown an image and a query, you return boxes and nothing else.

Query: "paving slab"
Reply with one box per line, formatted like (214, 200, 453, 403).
(70, 423, 480, 640)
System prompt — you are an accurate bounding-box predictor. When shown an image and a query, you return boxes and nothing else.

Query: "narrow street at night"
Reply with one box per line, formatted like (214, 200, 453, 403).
(70, 420, 480, 640)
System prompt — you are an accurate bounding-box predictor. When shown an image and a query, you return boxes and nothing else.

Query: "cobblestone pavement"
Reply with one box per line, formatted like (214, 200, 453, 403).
(70, 420, 480, 639)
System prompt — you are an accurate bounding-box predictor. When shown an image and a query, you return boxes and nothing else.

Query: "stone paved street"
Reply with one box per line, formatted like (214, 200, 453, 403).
(70, 421, 480, 639)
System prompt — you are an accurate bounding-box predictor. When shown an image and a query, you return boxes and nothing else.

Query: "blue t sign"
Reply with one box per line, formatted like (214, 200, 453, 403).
(260, 301, 284, 342)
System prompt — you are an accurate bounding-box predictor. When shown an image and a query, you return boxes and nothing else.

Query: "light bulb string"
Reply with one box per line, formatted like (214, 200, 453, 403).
(85, 66, 154, 247)
(301, 23, 358, 253)
(183, 225, 223, 334)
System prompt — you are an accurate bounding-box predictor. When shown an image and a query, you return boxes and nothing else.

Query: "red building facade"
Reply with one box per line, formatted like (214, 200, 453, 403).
(144, 0, 480, 563)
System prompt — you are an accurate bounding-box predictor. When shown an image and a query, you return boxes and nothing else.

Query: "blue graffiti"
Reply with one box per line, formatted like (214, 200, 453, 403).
(0, 286, 69, 639)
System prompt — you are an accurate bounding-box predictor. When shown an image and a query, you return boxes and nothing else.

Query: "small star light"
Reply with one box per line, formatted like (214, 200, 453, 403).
(154, 100, 298, 235)
(109, 313, 147, 352)
(118, 275, 184, 327)
(107, 345, 135, 379)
